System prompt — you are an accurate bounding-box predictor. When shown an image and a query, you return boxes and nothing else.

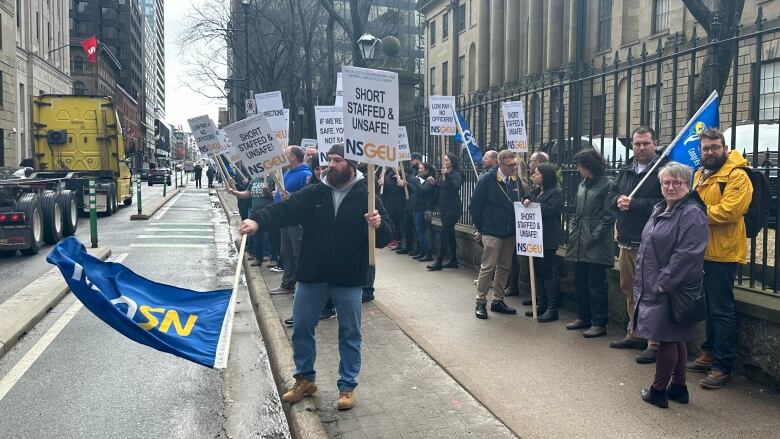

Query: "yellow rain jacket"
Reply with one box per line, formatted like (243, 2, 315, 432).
(693, 150, 753, 263)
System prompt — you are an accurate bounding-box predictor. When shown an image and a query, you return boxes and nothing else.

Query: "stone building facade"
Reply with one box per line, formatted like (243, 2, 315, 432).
(0, 0, 16, 167)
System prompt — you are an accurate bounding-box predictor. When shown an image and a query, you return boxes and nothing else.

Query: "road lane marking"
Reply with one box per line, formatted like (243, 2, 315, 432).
(137, 235, 214, 239)
(130, 243, 210, 248)
(143, 228, 213, 232)
(0, 253, 129, 403)
(151, 192, 184, 220)
(151, 222, 218, 226)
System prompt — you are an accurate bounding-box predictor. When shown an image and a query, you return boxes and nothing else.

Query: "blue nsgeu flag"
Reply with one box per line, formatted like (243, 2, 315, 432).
(664, 90, 720, 169)
(47, 237, 236, 368)
(453, 112, 483, 165)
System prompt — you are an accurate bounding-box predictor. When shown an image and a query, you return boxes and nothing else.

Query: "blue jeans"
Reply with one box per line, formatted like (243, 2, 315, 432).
(413, 211, 430, 255)
(292, 282, 363, 391)
(701, 261, 738, 374)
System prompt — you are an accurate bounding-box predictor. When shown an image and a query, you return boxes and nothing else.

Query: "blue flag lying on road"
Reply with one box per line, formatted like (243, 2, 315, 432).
(663, 90, 720, 169)
(453, 112, 483, 165)
(47, 237, 236, 368)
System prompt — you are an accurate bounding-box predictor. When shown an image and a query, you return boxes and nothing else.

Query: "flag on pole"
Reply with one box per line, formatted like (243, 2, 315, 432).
(47, 237, 236, 368)
(81, 36, 98, 63)
(663, 90, 720, 169)
(453, 112, 483, 165)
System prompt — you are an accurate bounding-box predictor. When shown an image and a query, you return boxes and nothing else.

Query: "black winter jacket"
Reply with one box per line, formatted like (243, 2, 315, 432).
(438, 170, 463, 213)
(250, 176, 393, 287)
(608, 155, 665, 246)
(469, 168, 528, 238)
(525, 186, 563, 250)
(381, 172, 406, 215)
(408, 173, 436, 212)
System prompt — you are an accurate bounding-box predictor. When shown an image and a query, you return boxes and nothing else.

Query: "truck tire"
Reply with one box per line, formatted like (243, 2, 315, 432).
(123, 194, 133, 206)
(17, 193, 44, 255)
(41, 190, 64, 245)
(104, 186, 114, 216)
(59, 190, 78, 236)
(110, 183, 118, 214)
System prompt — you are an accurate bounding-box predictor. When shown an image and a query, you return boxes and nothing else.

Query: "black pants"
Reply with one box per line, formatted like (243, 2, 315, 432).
(388, 208, 404, 242)
(207, 175, 215, 187)
(195, 174, 202, 187)
(401, 210, 416, 251)
(533, 250, 558, 282)
(363, 264, 375, 295)
(574, 262, 609, 326)
(436, 209, 460, 263)
(269, 227, 282, 266)
(702, 261, 738, 374)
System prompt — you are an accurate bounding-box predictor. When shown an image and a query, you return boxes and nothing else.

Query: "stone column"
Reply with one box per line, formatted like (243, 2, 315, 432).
(504, 0, 520, 84)
(568, 0, 578, 64)
(489, 0, 505, 87)
(546, 0, 564, 71)
(518, 0, 529, 78)
(527, 0, 543, 76)
(477, 0, 491, 90)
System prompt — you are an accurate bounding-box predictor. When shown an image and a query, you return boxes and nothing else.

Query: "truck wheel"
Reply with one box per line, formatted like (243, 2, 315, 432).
(18, 194, 44, 255)
(104, 186, 114, 216)
(59, 190, 78, 236)
(123, 195, 133, 206)
(41, 190, 64, 245)
(110, 183, 119, 214)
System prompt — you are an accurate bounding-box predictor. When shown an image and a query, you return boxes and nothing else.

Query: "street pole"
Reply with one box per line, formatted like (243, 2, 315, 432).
(88, 178, 98, 248)
(163, 169, 167, 197)
(244, 3, 250, 117)
(136, 172, 143, 214)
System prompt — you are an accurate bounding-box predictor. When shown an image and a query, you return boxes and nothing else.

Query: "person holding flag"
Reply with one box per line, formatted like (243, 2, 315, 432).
(239, 144, 393, 410)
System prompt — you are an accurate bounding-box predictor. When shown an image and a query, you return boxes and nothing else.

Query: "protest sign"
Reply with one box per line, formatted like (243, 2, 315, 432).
(335, 72, 343, 107)
(429, 96, 457, 136)
(514, 202, 544, 257)
(343, 66, 399, 168)
(398, 126, 411, 162)
(187, 115, 219, 154)
(503, 101, 528, 152)
(315, 106, 344, 164)
(221, 114, 288, 179)
(301, 138, 317, 152)
(255, 91, 289, 148)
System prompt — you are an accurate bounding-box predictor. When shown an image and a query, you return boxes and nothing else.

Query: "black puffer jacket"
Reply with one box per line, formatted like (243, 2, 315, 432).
(608, 155, 665, 246)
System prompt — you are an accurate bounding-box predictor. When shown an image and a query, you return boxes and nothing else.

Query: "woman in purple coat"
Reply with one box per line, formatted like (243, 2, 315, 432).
(633, 162, 708, 408)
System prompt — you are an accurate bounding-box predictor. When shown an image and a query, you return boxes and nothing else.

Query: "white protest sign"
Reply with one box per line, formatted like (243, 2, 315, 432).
(187, 115, 219, 155)
(514, 202, 544, 257)
(217, 129, 241, 165)
(255, 91, 289, 148)
(221, 114, 288, 179)
(282, 109, 290, 148)
(335, 72, 343, 107)
(503, 101, 528, 152)
(343, 66, 399, 167)
(428, 96, 457, 136)
(315, 106, 344, 164)
(301, 138, 317, 150)
(398, 126, 411, 162)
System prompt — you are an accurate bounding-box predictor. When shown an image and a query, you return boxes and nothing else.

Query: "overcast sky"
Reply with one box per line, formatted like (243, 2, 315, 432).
(165, 0, 222, 132)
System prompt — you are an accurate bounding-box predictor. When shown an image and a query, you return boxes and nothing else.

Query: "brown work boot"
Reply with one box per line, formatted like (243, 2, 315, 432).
(281, 375, 317, 404)
(700, 370, 731, 389)
(686, 351, 713, 373)
(336, 391, 356, 410)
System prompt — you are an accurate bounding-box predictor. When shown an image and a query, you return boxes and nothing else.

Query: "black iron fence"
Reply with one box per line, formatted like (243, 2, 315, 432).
(401, 8, 780, 294)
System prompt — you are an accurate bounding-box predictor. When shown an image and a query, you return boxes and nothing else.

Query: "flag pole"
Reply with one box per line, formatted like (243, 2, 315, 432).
(452, 107, 481, 177)
(368, 164, 376, 266)
(234, 234, 247, 291)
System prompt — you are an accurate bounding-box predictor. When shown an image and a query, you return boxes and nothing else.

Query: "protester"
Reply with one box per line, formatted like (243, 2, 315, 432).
(396, 152, 422, 255)
(266, 178, 283, 271)
(428, 153, 463, 271)
(227, 176, 273, 266)
(194, 162, 203, 188)
(239, 144, 393, 411)
(482, 150, 498, 172)
(565, 148, 616, 338)
(206, 164, 216, 188)
(634, 162, 708, 408)
(380, 167, 406, 251)
(521, 162, 562, 322)
(608, 127, 665, 364)
(269, 146, 313, 295)
(408, 162, 437, 262)
(507, 152, 542, 298)
(470, 150, 527, 319)
(304, 146, 318, 166)
(687, 129, 752, 390)
(528, 151, 550, 175)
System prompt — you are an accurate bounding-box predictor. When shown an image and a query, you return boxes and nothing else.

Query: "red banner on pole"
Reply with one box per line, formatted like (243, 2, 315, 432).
(81, 36, 98, 63)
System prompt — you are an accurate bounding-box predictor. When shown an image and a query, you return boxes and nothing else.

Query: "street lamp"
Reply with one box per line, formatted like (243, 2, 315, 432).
(242, 0, 252, 117)
(357, 33, 381, 64)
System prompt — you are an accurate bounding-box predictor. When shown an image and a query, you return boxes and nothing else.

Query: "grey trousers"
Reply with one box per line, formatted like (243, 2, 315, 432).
(280, 225, 303, 288)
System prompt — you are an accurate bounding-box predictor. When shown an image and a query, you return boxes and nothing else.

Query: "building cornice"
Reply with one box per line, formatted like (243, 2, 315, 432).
(416, 0, 447, 14)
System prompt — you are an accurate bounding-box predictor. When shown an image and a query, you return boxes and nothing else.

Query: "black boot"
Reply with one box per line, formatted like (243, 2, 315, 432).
(667, 383, 689, 404)
(537, 280, 559, 323)
(475, 302, 488, 319)
(641, 387, 669, 408)
(418, 253, 433, 262)
(525, 279, 548, 317)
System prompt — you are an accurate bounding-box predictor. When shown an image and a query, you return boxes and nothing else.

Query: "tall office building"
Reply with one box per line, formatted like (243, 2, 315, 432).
(141, 0, 164, 118)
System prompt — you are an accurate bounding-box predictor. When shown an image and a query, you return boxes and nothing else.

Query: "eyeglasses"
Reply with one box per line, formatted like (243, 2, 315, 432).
(661, 180, 685, 189)
(501, 162, 518, 168)
(701, 145, 723, 154)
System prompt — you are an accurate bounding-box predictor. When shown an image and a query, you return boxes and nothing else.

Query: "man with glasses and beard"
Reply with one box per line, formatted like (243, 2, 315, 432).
(239, 144, 393, 411)
(687, 129, 752, 390)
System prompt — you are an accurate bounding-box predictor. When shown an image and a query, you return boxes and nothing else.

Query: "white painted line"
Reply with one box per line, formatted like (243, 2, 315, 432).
(137, 235, 214, 240)
(130, 243, 210, 248)
(151, 222, 218, 226)
(143, 228, 213, 232)
(0, 253, 129, 403)
(151, 192, 183, 220)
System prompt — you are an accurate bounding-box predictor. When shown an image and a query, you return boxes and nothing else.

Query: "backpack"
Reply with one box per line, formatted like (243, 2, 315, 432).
(718, 166, 770, 238)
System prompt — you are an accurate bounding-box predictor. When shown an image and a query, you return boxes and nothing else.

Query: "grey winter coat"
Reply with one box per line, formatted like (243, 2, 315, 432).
(632, 194, 708, 342)
(565, 174, 616, 266)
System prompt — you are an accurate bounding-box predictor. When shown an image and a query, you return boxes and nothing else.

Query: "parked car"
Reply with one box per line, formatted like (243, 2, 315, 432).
(148, 168, 172, 186)
(139, 168, 151, 181)
(538, 136, 632, 166)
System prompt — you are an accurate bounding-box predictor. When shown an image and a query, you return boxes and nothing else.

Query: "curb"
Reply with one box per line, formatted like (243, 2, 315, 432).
(130, 187, 181, 220)
(0, 246, 112, 359)
(215, 188, 328, 439)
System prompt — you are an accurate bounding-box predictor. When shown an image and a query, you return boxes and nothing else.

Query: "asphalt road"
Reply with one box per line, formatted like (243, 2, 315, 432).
(0, 184, 289, 438)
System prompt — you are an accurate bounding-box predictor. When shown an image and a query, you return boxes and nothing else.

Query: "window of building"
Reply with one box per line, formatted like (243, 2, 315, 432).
(36, 12, 40, 40)
(16, 0, 20, 27)
(550, 89, 561, 140)
(653, 0, 670, 33)
(597, 0, 612, 52)
(531, 94, 541, 145)
(429, 20, 436, 46)
(0, 72, 4, 107)
(0, 14, 3, 51)
(72, 55, 84, 73)
(591, 95, 604, 136)
(759, 60, 780, 120)
(458, 3, 466, 32)
(442, 62, 449, 95)
(429, 66, 436, 96)
(442, 12, 449, 39)
(458, 55, 465, 95)
(646, 85, 660, 130)
(469, 0, 476, 26)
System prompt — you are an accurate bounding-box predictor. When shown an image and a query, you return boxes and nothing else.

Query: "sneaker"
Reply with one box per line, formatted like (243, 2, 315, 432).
(269, 286, 294, 295)
(387, 240, 399, 250)
(336, 391, 356, 410)
(700, 370, 731, 389)
(319, 308, 336, 320)
(281, 375, 317, 404)
(687, 351, 713, 373)
(269, 267, 284, 273)
(635, 347, 658, 364)
(610, 337, 648, 350)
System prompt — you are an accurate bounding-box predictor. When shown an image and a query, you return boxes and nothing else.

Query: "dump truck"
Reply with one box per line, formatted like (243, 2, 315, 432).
(0, 95, 132, 256)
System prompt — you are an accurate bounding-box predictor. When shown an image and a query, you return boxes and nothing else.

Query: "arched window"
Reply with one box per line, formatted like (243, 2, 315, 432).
(74, 81, 86, 96)
(72, 55, 84, 73)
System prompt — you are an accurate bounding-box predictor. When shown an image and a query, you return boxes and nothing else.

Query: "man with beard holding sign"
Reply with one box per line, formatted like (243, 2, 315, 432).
(239, 144, 393, 410)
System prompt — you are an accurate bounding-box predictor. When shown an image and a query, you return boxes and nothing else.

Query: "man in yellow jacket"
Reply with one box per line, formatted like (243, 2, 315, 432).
(687, 129, 752, 390)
